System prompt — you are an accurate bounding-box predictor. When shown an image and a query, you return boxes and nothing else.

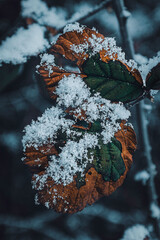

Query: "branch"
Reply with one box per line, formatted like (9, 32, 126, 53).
(0, 205, 146, 238)
(79, 204, 146, 225)
(126, 91, 153, 109)
(112, 0, 134, 59)
(0, 211, 71, 240)
(113, 0, 160, 238)
(57, 0, 112, 34)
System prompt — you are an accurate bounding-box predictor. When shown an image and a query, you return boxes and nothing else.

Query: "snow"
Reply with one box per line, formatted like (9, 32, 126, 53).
(150, 202, 160, 219)
(135, 54, 148, 65)
(150, 90, 159, 97)
(31, 132, 98, 188)
(41, 133, 98, 186)
(40, 53, 55, 66)
(44, 201, 50, 209)
(121, 224, 149, 240)
(22, 106, 74, 151)
(34, 193, 40, 205)
(56, 74, 130, 144)
(134, 170, 150, 185)
(37, 53, 56, 76)
(63, 22, 85, 34)
(79, 94, 130, 144)
(56, 74, 91, 108)
(66, 24, 138, 71)
(139, 51, 160, 82)
(23, 72, 130, 187)
(0, 24, 49, 65)
(23, 92, 129, 151)
(21, 0, 67, 28)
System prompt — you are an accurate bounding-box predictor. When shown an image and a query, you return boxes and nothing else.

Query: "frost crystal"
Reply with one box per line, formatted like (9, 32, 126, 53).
(150, 90, 159, 97)
(23, 70, 131, 187)
(63, 22, 85, 34)
(0, 24, 49, 65)
(22, 106, 74, 151)
(56, 74, 91, 108)
(56, 74, 130, 144)
(40, 133, 98, 186)
(40, 53, 55, 66)
(37, 53, 56, 76)
(67, 25, 138, 70)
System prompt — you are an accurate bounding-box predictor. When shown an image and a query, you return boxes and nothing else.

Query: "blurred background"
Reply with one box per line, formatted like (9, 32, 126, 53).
(0, 0, 160, 239)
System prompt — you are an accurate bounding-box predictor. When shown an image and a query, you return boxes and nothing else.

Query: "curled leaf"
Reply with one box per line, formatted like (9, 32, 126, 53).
(23, 122, 136, 213)
(50, 27, 104, 66)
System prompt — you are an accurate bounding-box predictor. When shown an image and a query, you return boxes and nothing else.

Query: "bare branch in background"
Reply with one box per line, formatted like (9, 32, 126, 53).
(113, 0, 160, 238)
(57, 0, 112, 33)
(0, 211, 71, 240)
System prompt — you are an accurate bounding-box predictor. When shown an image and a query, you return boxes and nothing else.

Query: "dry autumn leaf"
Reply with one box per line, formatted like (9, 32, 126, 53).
(23, 122, 136, 213)
(37, 24, 144, 103)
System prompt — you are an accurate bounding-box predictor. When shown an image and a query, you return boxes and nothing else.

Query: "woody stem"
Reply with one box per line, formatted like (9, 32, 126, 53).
(113, 0, 160, 237)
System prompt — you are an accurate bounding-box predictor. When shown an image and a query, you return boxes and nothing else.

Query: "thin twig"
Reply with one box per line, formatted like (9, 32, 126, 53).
(0, 205, 146, 237)
(126, 91, 152, 109)
(78, 204, 146, 225)
(57, 0, 112, 33)
(112, 0, 134, 59)
(113, 0, 160, 237)
(0, 211, 72, 240)
(137, 101, 160, 235)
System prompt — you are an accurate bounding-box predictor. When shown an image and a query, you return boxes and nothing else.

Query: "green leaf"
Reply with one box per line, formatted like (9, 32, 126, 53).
(82, 54, 144, 103)
(91, 138, 125, 182)
(146, 63, 160, 90)
(88, 120, 102, 133)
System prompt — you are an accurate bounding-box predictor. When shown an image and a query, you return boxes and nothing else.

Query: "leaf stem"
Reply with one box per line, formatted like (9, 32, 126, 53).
(126, 90, 153, 108)
(113, 0, 160, 237)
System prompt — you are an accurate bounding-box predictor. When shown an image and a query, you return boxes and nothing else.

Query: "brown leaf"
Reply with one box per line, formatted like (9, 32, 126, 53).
(38, 66, 72, 99)
(23, 123, 136, 213)
(38, 65, 86, 99)
(50, 28, 104, 66)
